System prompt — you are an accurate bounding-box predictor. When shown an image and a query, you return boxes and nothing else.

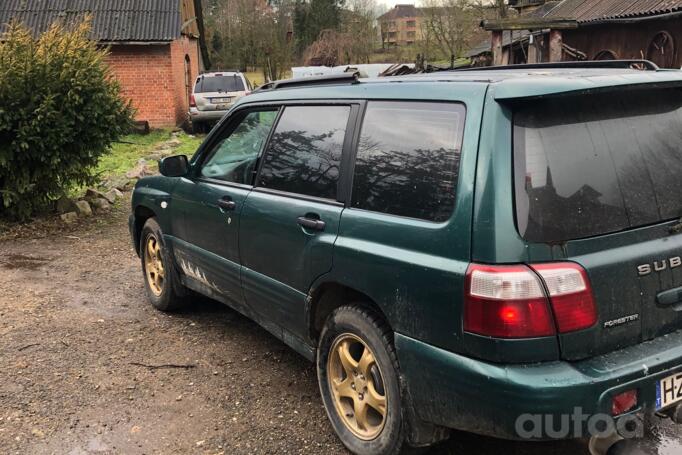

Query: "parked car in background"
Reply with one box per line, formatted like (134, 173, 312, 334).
(131, 62, 682, 455)
(189, 71, 252, 134)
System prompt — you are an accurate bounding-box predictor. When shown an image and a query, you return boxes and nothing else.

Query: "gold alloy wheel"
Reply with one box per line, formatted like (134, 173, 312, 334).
(327, 333, 388, 440)
(144, 235, 165, 296)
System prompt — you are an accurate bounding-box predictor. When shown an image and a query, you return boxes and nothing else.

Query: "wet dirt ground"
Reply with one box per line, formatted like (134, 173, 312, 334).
(1, 200, 681, 455)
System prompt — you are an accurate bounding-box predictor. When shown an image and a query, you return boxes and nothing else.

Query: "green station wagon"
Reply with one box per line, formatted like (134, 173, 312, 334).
(130, 61, 682, 455)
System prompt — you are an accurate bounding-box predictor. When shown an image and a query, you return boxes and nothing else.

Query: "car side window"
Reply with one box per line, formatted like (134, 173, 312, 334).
(200, 110, 278, 184)
(352, 101, 465, 222)
(257, 105, 350, 200)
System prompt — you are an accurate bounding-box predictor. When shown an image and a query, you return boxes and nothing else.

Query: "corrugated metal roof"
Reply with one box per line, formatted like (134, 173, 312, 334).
(0, 0, 182, 42)
(546, 0, 682, 23)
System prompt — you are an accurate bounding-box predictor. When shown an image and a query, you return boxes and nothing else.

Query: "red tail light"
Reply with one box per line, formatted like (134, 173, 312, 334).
(530, 263, 598, 333)
(464, 262, 597, 339)
(464, 264, 555, 338)
(189, 94, 196, 107)
(612, 389, 638, 416)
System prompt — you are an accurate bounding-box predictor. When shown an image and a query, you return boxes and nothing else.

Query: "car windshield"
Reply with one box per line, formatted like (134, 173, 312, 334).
(514, 88, 682, 243)
(195, 75, 245, 93)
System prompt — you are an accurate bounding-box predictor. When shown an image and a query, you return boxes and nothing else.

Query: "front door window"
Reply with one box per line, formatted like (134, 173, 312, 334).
(200, 110, 278, 184)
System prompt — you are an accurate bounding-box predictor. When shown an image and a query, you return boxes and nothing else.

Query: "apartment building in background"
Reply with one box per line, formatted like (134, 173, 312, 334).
(379, 4, 423, 47)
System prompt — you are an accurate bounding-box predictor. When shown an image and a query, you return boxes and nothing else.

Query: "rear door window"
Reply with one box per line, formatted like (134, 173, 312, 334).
(514, 88, 682, 243)
(351, 101, 466, 222)
(195, 75, 245, 93)
(257, 105, 350, 200)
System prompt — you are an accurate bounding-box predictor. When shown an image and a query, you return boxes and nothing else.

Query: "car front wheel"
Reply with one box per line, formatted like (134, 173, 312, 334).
(317, 305, 408, 455)
(140, 218, 188, 311)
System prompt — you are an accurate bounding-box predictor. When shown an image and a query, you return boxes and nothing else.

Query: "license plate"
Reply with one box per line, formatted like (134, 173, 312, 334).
(656, 372, 682, 410)
(212, 97, 231, 103)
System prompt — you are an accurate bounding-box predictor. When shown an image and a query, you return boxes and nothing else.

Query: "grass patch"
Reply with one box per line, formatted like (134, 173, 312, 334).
(244, 69, 293, 88)
(67, 129, 204, 197)
(174, 133, 205, 156)
(98, 129, 203, 180)
(97, 130, 170, 179)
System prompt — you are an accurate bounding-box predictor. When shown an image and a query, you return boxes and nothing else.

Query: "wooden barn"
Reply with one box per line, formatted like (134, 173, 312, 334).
(470, 0, 682, 68)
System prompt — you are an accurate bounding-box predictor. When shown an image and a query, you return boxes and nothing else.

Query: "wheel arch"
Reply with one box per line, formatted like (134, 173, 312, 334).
(308, 280, 451, 448)
(132, 204, 157, 256)
(307, 281, 392, 344)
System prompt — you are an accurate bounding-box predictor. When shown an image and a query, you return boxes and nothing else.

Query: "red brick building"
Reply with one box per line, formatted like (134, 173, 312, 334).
(1, 0, 210, 128)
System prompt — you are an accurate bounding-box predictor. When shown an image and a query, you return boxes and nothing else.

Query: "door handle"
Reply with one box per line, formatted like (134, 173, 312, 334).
(217, 197, 236, 211)
(297, 216, 326, 231)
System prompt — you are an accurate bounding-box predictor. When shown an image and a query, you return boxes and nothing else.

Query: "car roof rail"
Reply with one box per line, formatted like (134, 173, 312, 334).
(453, 60, 660, 72)
(256, 72, 360, 92)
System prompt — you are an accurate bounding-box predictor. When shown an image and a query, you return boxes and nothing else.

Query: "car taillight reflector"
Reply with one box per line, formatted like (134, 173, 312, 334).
(464, 262, 598, 339)
(464, 264, 556, 338)
(190, 94, 196, 107)
(531, 263, 598, 334)
(612, 389, 638, 416)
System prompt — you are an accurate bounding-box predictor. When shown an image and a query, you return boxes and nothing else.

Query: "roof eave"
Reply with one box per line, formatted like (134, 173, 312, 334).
(482, 17, 577, 31)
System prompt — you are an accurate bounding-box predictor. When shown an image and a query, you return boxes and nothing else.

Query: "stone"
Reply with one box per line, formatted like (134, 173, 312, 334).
(166, 138, 182, 148)
(106, 177, 134, 191)
(144, 149, 172, 161)
(74, 200, 92, 217)
(104, 188, 123, 204)
(126, 159, 150, 179)
(84, 188, 107, 202)
(56, 196, 77, 214)
(60, 212, 78, 224)
(91, 198, 111, 212)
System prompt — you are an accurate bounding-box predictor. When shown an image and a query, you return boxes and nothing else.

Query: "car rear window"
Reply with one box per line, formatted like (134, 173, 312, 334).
(195, 75, 245, 93)
(352, 101, 465, 222)
(514, 88, 682, 243)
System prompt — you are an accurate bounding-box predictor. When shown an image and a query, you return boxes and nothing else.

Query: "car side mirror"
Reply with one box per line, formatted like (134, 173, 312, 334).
(159, 155, 189, 177)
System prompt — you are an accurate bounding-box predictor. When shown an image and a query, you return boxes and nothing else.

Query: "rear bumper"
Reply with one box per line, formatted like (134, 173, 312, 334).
(396, 331, 682, 440)
(189, 107, 230, 123)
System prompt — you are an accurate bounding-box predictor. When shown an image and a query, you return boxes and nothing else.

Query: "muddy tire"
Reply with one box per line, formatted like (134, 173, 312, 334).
(140, 218, 187, 311)
(191, 121, 205, 135)
(317, 305, 409, 455)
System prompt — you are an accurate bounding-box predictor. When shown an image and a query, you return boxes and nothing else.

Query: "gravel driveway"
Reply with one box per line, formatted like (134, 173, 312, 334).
(1, 200, 680, 455)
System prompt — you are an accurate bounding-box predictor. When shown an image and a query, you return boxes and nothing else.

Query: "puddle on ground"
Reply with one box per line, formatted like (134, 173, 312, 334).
(2, 253, 51, 270)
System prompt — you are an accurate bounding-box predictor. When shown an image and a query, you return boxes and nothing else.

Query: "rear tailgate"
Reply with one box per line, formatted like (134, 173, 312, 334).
(195, 91, 244, 111)
(513, 87, 682, 360)
(193, 74, 246, 111)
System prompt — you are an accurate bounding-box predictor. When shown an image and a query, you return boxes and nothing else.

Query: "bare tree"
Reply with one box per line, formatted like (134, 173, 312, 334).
(204, 0, 294, 80)
(421, 0, 480, 60)
(303, 0, 378, 65)
(340, 0, 379, 63)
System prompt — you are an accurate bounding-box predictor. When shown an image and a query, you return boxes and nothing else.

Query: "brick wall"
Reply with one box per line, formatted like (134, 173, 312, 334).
(170, 36, 200, 126)
(104, 38, 200, 128)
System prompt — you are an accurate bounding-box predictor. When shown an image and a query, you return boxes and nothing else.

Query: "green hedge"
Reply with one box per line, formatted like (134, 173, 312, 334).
(0, 20, 134, 220)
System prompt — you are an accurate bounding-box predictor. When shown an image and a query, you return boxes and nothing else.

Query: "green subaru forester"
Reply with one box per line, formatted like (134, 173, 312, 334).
(130, 61, 682, 454)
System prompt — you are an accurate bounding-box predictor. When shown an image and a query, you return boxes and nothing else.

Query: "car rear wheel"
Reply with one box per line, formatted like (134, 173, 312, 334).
(191, 121, 205, 135)
(317, 305, 409, 455)
(140, 218, 188, 311)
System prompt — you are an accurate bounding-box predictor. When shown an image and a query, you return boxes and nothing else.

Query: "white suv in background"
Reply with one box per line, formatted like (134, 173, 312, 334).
(189, 71, 252, 133)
